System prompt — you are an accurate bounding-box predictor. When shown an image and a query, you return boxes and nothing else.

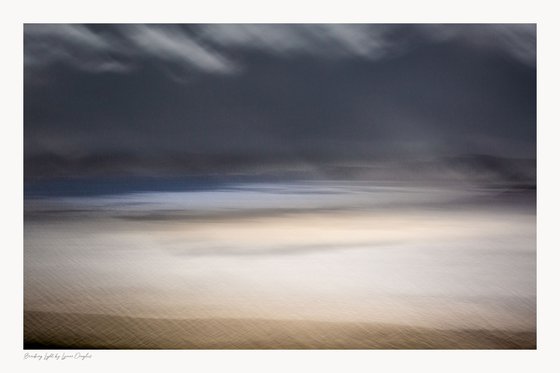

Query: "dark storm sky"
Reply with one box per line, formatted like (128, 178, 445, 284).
(24, 24, 536, 177)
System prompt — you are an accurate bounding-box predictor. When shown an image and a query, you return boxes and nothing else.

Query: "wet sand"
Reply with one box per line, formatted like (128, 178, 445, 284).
(24, 311, 535, 349)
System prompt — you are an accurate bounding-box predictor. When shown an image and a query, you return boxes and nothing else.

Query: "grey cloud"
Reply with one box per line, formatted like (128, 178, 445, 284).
(24, 24, 536, 180)
(24, 24, 400, 77)
(418, 24, 536, 66)
(25, 24, 131, 73)
(26, 24, 109, 50)
(199, 23, 537, 66)
(486, 24, 536, 66)
(24, 24, 235, 76)
(121, 25, 235, 74)
(197, 24, 396, 59)
(24, 24, 536, 78)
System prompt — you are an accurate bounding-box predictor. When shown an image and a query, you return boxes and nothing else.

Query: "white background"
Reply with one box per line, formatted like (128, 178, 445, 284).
(1, 0, 558, 372)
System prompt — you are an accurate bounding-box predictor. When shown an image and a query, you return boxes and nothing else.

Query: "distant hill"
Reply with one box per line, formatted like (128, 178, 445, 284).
(24, 151, 535, 187)
(323, 154, 535, 186)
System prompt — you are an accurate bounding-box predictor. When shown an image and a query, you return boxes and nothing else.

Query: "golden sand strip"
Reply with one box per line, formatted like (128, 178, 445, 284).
(24, 311, 536, 350)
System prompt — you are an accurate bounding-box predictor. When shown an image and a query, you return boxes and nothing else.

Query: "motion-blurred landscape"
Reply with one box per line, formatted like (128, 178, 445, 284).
(24, 24, 536, 349)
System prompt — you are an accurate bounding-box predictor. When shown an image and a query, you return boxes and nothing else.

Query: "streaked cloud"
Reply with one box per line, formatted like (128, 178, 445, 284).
(25, 24, 130, 73)
(25, 24, 536, 78)
(198, 24, 396, 59)
(24, 24, 536, 177)
(121, 25, 235, 74)
(419, 24, 536, 66)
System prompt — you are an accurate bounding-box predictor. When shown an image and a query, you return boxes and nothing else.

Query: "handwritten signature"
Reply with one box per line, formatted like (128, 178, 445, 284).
(24, 352, 93, 361)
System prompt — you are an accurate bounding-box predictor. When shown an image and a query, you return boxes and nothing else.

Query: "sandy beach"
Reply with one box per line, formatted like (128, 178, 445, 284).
(24, 183, 536, 349)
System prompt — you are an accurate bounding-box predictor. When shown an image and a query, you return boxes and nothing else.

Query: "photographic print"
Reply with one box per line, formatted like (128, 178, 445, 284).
(23, 24, 536, 349)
